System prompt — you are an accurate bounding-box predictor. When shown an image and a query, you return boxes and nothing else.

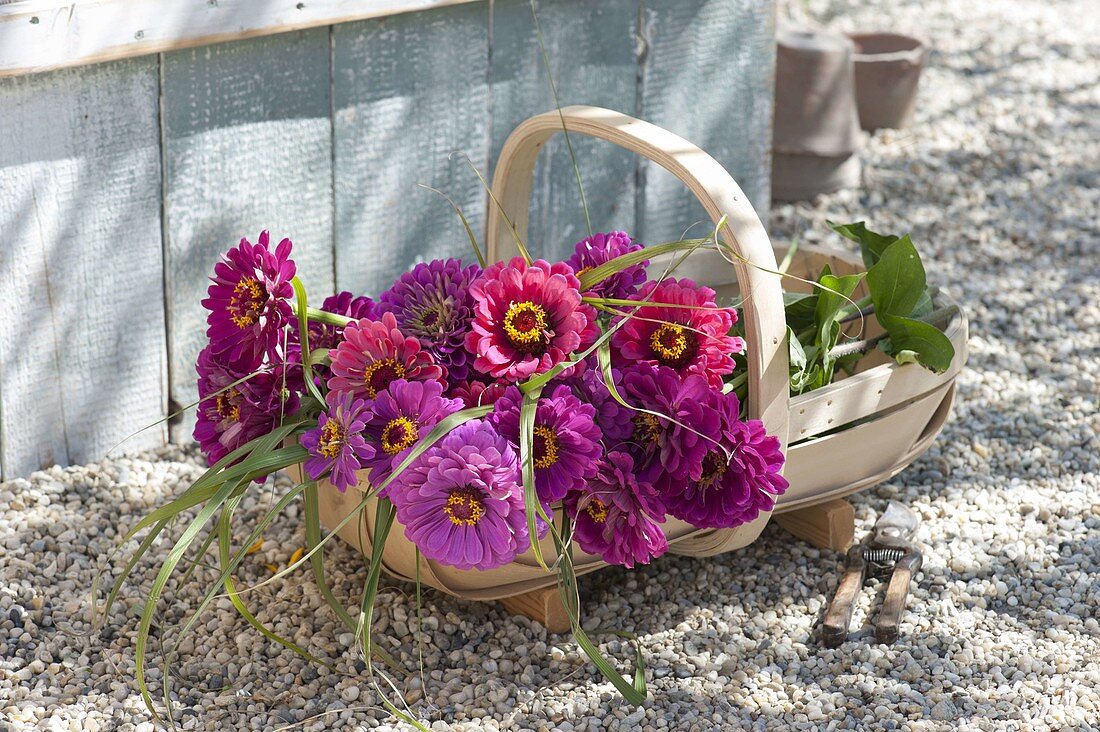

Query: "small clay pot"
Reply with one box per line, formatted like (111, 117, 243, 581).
(848, 32, 928, 130)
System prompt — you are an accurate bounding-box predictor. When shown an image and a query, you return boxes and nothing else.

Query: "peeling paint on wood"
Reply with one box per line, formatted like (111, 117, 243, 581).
(0, 58, 167, 478)
(161, 30, 335, 441)
(333, 3, 490, 295)
(637, 0, 774, 245)
(489, 0, 638, 259)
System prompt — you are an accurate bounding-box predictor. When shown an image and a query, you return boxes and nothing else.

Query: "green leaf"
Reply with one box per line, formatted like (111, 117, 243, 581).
(866, 235, 925, 318)
(828, 220, 901, 268)
(877, 313, 955, 373)
(815, 268, 865, 355)
(783, 292, 819, 331)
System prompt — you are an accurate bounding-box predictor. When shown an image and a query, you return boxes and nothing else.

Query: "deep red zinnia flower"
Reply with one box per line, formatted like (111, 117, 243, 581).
(202, 231, 297, 367)
(464, 257, 592, 381)
(328, 312, 445, 402)
(611, 278, 743, 388)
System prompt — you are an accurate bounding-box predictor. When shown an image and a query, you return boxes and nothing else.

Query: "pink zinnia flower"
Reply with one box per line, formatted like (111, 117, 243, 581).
(464, 257, 593, 381)
(328, 312, 444, 401)
(611, 278, 743, 388)
(301, 391, 375, 493)
(193, 346, 301, 467)
(661, 392, 788, 529)
(202, 231, 296, 366)
(566, 451, 668, 568)
(360, 379, 463, 494)
(489, 384, 603, 503)
(389, 419, 528, 571)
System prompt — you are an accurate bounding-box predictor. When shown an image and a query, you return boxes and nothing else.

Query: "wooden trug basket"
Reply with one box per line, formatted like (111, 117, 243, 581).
(312, 106, 968, 630)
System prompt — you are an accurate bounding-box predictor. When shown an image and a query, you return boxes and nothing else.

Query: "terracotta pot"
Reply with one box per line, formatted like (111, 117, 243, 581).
(848, 32, 928, 130)
(772, 25, 862, 201)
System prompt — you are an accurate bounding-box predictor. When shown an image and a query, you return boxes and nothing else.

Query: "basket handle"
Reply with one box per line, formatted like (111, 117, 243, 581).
(487, 105, 790, 447)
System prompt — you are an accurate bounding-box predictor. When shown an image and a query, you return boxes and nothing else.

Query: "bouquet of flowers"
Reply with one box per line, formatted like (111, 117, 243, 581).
(105, 214, 953, 722)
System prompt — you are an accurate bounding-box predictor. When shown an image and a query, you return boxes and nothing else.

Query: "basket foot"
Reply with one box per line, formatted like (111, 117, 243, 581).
(775, 498, 855, 551)
(500, 587, 571, 633)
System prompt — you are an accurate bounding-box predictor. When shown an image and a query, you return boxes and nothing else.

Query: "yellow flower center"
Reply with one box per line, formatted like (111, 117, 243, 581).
(699, 451, 729, 488)
(215, 389, 241, 422)
(532, 425, 559, 469)
(229, 277, 265, 329)
(649, 323, 697, 368)
(381, 416, 418, 454)
(363, 358, 407, 398)
(503, 301, 548, 351)
(585, 498, 608, 524)
(318, 419, 346, 459)
(443, 488, 486, 526)
(632, 413, 661, 446)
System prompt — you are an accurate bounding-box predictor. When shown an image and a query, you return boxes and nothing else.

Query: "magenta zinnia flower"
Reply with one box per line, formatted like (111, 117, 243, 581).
(389, 419, 528, 571)
(202, 231, 296, 366)
(377, 258, 481, 381)
(621, 364, 722, 488)
(612, 278, 743, 388)
(565, 451, 668, 568)
(361, 379, 463, 493)
(193, 346, 301, 466)
(465, 257, 593, 381)
(567, 363, 634, 446)
(447, 378, 509, 409)
(328, 312, 444, 401)
(301, 391, 375, 493)
(567, 231, 648, 301)
(662, 392, 788, 529)
(489, 384, 603, 503)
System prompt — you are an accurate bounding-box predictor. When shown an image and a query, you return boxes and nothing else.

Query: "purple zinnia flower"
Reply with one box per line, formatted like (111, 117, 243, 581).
(465, 257, 593, 381)
(361, 379, 463, 493)
(378, 259, 481, 381)
(567, 363, 634, 446)
(661, 392, 788, 529)
(193, 346, 301, 467)
(328, 312, 445, 401)
(489, 384, 603, 504)
(621, 364, 722, 488)
(301, 391, 375, 493)
(202, 231, 296, 366)
(567, 231, 648, 301)
(389, 419, 528, 571)
(565, 451, 668, 568)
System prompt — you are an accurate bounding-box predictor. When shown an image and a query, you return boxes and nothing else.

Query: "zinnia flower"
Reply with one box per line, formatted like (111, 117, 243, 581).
(621, 364, 722, 488)
(290, 291, 375, 381)
(465, 257, 593, 381)
(301, 391, 375, 492)
(611, 278, 743, 388)
(328, 312, 444, 401)
(389, 419, 528, 571)
(202, 231, 296, 366)
(565, 451, 668, 568)
(361, 379, 463, 493)
(567, 231, 648, 301)
(193, 346, 301, 466)
(489, 384, 603, 503)
(661, 392, 788, 529)
(377, 258, 481, 381)
(447, 379, 509, 409)
(567, 363, 634, 446)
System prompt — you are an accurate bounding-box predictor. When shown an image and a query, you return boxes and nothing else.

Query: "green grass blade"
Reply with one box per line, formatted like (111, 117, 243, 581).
(519, 387, 552, 571)
(417, 183, 487, 269)
(453, 151, 532, 264)
(303, 306, 352, 328)
(577, 237, 711, 291)
(291, 276, 327, 405)
(303, 481, 357, 631)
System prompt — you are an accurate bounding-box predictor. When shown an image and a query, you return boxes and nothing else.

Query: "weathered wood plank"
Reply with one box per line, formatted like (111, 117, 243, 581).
(162, 30, 335, 442)
(0, 57, 166, 478)
(637, 0, 775, 245)
(333, 2, 490, 296)
(0, 0, 484, 78)
(489, 0, 638, 260)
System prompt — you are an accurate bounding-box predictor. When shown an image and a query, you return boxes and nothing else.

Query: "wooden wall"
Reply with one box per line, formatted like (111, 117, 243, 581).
(0, 0, 775, 478)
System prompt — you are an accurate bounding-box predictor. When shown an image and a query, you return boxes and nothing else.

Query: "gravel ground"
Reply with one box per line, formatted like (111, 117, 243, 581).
(3, 0, 1098, 729)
